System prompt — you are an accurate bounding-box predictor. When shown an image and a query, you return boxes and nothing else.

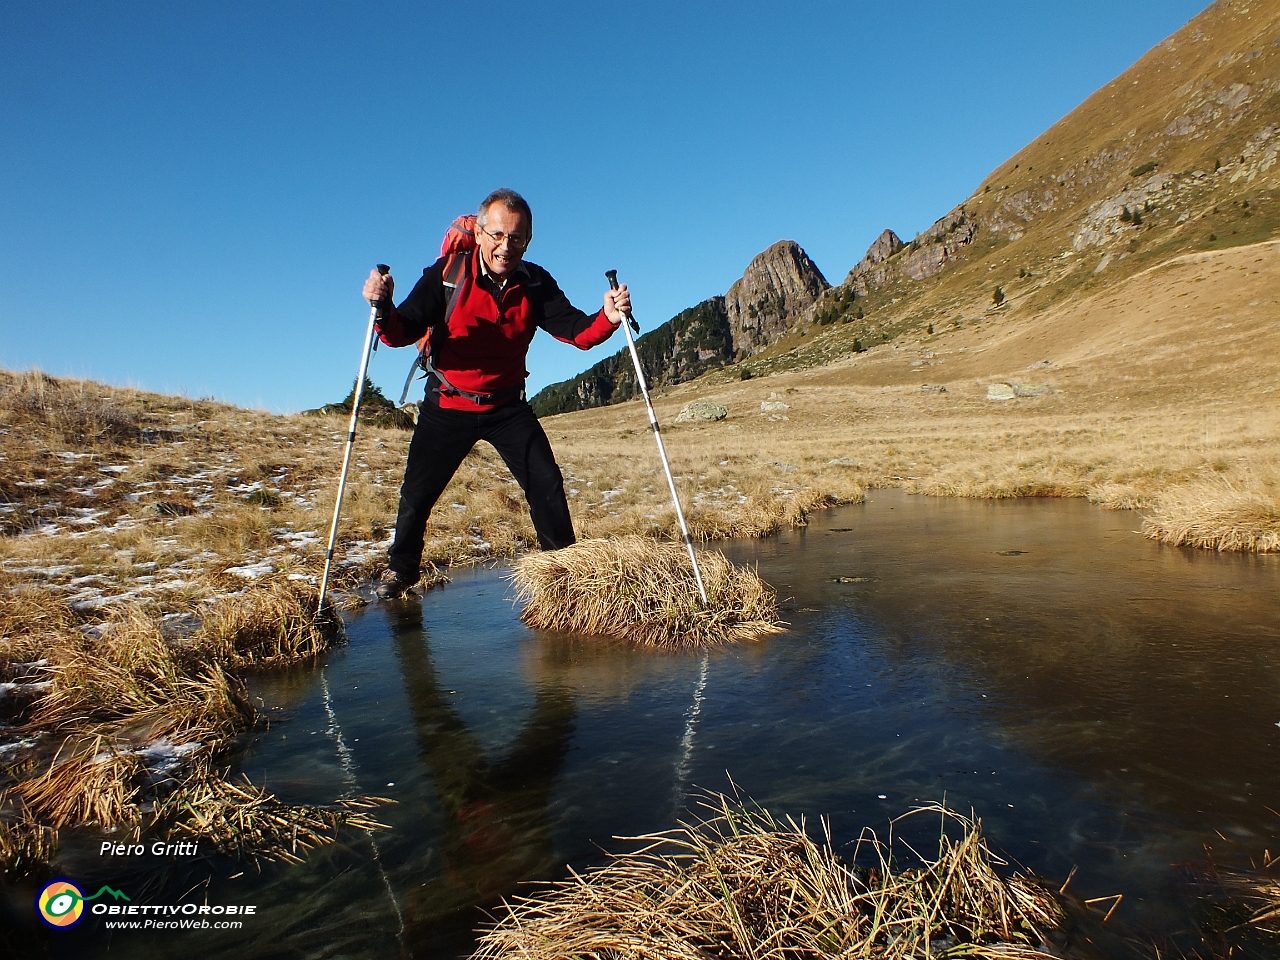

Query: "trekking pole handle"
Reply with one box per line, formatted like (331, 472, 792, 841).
(605, 269, 640, 334)
(370, 265, 391, 353)
(370, 264, 391, 303)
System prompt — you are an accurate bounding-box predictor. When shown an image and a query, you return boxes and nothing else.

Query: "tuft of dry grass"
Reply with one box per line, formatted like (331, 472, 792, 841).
(35, 608, 254, 742)
(1142, 481, 1280, 552)
(0, 798, 58, 880)
(14, 739, 146, 830)
(1218, 870, 1280, 936)
(1219, 863, 1280, 937)
(196, 580, 340, 666)
(0, 579, 81, 672)
(511, 537, 783, 647)
(1191, 844, 1280, 942)
(0, 570, 356, 874)
(473, 795, 1064, 960)
(156, 765, 392, 866)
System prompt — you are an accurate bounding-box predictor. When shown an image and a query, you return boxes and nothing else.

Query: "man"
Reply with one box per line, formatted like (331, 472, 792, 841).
(362, 188, 630, 599)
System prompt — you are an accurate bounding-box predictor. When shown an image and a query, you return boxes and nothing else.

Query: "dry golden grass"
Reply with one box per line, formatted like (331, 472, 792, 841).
(0, 370, 156, 450)
(15, 739, 146, 830)
(1184, 845, 1280, 955)
(0, 799, 58, 880)
(196, 580, 339, 666)
(1142, 480, 1280, 552)
(156, 765, 392, 866)
(0, 580, 78, 676)
(512, 537, 783, 646)
(34, 607, 254, 742)
(474, 795, 1063, 960)
(1219, 860, 1280, 938)
(0, 565, 349, 872)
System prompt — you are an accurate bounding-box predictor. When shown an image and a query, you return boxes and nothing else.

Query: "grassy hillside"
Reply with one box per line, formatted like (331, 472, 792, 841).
(746, 0, 1280, 375)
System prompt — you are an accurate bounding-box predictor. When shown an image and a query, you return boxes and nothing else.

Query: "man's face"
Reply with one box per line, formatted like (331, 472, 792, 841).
(476, 204, 531, 278)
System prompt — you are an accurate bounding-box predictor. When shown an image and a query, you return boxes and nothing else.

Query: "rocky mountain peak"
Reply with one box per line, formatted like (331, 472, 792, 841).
(724, 240, 830, 357)
(861, 229, 905, 267)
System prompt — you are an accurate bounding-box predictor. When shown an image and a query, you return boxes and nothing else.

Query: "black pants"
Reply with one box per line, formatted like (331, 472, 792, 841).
(388, 394, 576, 581)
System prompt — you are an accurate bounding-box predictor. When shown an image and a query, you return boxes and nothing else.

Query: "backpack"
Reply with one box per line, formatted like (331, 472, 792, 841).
(397, 215, 476, 405)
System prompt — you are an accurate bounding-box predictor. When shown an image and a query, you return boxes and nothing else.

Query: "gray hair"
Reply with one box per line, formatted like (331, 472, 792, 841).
(477, 188, 533, 232)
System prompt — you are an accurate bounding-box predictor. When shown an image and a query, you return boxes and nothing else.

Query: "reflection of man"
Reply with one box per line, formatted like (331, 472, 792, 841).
(388, 606, 576, 942)
(362, 188, 631, 599)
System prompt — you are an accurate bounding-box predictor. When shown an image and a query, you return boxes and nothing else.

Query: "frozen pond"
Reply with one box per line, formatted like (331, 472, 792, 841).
(20, 490, 1280, 957)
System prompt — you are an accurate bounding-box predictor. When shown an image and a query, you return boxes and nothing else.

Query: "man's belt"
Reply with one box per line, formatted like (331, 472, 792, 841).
(422, 355, 524, 406)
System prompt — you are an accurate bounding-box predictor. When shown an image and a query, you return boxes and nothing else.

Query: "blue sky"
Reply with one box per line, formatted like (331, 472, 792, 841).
(0, 1, 1211, 413)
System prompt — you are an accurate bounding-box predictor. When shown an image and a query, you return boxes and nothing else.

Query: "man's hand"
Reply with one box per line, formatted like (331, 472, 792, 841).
(363, 268, 394, 304)
(603, 283, 630, 326)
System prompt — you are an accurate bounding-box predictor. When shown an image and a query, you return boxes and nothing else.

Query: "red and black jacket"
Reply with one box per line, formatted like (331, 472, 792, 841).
(375, 248, 617, 412)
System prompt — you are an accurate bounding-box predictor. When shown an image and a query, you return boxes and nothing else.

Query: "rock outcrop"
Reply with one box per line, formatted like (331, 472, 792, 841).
(844, 229, 904, 295)
(846, 213, 979, 296)
(724, 241, 829, 357)
(531, 241, 826, 417)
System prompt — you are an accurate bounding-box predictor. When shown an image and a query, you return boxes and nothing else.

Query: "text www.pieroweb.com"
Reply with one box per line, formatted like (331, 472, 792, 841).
(95, 903, 256, 930)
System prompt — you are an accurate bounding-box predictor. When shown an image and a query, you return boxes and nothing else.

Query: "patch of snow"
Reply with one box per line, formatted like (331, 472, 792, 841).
(0, 680, 52, 699)
(3, 564, 76, 577)
(225, 561, 275, 579)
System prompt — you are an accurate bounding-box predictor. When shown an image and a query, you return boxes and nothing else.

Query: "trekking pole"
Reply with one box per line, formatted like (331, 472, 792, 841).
(318, 264, 389, 612)
(606, 270, 708, 605)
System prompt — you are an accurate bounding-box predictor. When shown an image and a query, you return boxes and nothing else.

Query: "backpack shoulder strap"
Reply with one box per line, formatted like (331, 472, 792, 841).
(441, 250, 468, 290)
(440, 249, 470, 329)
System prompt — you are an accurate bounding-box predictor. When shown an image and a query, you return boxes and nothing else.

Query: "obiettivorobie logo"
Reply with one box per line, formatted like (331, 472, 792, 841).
(37, 879, 130, 928)
(37, 878, 258, 931)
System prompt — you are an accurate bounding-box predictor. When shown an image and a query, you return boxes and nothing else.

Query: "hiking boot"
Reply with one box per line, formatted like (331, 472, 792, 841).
(376, 570, 416, 599)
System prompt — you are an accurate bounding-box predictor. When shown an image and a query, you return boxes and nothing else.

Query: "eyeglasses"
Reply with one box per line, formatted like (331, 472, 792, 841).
(478, 225, 530, 250)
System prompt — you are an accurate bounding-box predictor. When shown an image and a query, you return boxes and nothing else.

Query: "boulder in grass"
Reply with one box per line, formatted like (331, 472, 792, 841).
(510, 536, 783, 647)
(986, 383, 1016, 401)
(674, 401, 729, 423)
(1012, 382, 1052, 397)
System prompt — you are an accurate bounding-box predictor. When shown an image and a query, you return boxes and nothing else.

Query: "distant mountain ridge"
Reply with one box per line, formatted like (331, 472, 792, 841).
(534, 0, 1280, 416)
